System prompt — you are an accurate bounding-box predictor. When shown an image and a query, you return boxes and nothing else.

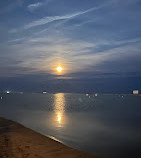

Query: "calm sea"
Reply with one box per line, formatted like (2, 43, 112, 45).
(0, 93, 141, 158)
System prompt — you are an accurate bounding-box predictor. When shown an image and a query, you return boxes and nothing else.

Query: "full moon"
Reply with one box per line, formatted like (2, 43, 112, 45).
(57, 66, 62, 72)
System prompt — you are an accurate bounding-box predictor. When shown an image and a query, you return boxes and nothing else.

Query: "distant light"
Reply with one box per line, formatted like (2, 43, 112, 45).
(133, 90, 139, 95)
(86, 94, 89, 96)
(6, 91, 10, 94)
(95, 93, 98, 97)
(43, 91, 47, 94)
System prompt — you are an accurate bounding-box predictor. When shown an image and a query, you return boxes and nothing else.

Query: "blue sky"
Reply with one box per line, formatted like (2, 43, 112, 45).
(0, 0, 141, 92)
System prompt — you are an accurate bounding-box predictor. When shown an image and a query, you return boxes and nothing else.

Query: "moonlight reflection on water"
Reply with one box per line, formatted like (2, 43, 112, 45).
(53, 93, 66, 128)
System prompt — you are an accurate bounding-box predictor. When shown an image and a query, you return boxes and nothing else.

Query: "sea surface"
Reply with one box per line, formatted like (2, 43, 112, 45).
(0, 93, 141, 158)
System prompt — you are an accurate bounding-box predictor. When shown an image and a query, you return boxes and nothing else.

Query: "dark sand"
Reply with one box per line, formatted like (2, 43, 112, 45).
(0, 117, 100, 158)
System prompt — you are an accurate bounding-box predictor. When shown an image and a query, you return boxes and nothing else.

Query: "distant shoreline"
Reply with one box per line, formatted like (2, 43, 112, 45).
(0, 91, 141, 96)
(0, 117, 99, 158)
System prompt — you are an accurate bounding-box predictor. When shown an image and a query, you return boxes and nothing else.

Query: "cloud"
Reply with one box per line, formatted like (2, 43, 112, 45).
(24, 6, 102, 29)
(6, 27, 141, 78)
(9, 5, 102, 33)
(27, 2, 43, 11)
(2, 31, 141, 79)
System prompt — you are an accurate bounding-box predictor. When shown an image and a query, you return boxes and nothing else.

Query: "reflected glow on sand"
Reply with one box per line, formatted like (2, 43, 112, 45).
(54, 93, 66, 127)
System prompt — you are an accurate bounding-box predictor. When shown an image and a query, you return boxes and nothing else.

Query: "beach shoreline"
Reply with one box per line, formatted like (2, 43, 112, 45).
(0, 117, 100, 158)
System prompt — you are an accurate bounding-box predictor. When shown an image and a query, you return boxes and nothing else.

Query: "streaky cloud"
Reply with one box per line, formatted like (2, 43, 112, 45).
(27, 2, 43, 11)
(24, 6, 102, 29)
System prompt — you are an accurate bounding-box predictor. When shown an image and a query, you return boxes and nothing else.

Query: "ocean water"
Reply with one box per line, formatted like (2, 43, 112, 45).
(0, 93, 141, 158)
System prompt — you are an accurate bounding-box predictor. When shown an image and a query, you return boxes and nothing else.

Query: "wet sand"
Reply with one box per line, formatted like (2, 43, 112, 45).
(0, 117, 100, 158)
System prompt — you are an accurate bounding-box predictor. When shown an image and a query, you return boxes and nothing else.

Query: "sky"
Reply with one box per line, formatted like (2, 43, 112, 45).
(0, 0, 141, 93)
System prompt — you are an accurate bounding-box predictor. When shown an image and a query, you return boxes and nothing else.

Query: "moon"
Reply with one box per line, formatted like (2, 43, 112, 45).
(57, 66, 62, 72)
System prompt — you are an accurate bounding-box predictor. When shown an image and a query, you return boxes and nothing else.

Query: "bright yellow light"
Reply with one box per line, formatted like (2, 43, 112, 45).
(54, 93, 65, 128)
(57, 66, 62, 72)
(57, 112, 62, 124)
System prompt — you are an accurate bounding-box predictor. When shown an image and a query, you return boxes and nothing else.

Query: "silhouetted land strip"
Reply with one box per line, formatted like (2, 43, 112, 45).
(0, 117, 100, 158)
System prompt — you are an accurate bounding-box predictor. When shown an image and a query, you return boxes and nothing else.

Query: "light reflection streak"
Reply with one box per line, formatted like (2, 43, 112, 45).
(54, 93, 66, 128)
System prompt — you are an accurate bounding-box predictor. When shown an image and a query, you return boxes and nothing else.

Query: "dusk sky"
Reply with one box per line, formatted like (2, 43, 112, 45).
(0, 0, 141, 93)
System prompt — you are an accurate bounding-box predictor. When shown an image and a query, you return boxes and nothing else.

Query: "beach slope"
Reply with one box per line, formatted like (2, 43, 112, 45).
(0, 117, 99, 158)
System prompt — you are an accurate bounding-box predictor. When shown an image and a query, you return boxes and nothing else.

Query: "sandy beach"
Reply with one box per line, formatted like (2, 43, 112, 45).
(0, 117, 100, 158)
